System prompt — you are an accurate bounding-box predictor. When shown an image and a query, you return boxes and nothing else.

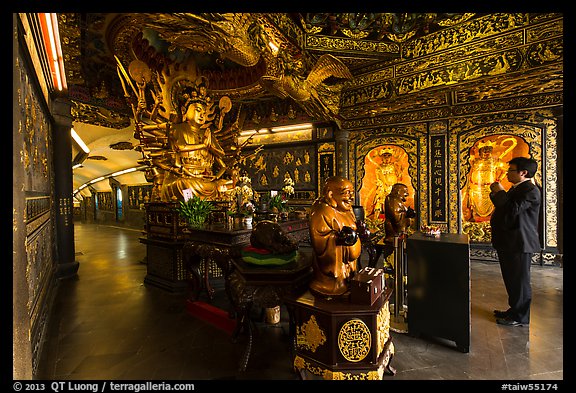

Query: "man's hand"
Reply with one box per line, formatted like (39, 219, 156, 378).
(490, 181, 505, 193)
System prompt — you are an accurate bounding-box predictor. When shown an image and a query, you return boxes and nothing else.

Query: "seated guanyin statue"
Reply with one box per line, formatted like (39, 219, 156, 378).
(116, 57, 246, 202)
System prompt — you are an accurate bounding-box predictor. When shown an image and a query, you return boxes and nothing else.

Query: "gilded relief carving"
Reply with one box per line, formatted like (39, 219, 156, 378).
(397, 50, 522, 96)
(342, 91, 449, 119)
(57, 13, 83, 85)
(337, 14, 562, 123)
(526, 38, 563, 66)
(542, 115, 558, 249)
(453, 92, 562, 116)
(238, 129, 313, 146)
(338, 319, 371, 362)
(341, 81, 393, 107)
(128, 185, 153, 208)
(296, 315, 326, 353)
(396, 32, 524, 77)
(25, 221, 54, 333)
(325, 369, 382, 380)
(24, 197, 50, 233)
(137, 14, 264, 68)
(376, 302, 390, 357)
(526, 19, 563, 42)
(343, 68, 394, 88)
(97, 191, 114, 212)
(306, 34, 399, 56)
(265, 13, 304, 51)
(20, 55, 51, 191)
(342, 107, 452, 130)
(402, 13, 527, 59)
(16, 46, 58, 376)
(71, 101, 131, 129)
(454, 65, 563, 104)
(294, 356, 385, 380)
(244, 146, 315, 191)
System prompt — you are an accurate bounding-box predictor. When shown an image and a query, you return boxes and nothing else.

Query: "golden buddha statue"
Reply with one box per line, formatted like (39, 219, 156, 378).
(308, 176, 362, 297)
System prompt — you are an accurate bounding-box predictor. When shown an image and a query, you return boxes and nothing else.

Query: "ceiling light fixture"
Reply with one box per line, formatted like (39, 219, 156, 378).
(239, 129, 257, 136)
(270, 123, 313, 133)
(39, 13, 67, 92)
(88, 176, 106, 184)
(73, 165, 148, 196)
(239, 128, 269, 136)
(71, 128, 90, 153)
(110, 167, 138, 177)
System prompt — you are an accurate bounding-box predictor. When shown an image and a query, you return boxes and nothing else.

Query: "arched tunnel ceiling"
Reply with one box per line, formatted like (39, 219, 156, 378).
(55, 12, 563, 195)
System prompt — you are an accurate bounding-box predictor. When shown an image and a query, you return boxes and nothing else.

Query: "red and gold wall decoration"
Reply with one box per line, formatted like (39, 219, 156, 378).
(359, 145, 414, 221)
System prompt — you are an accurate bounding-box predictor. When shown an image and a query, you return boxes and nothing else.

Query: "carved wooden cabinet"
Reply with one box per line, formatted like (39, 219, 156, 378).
(285, 289, 395, 380)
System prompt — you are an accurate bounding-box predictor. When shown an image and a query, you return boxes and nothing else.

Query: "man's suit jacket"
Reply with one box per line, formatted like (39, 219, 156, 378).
(490, 180, 541, 253)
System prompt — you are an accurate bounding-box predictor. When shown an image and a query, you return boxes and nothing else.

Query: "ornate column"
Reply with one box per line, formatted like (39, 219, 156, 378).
(52, 97, 79, 278)
(13, 13, 33, 380)
(554, 107, 563, 260)
(335, 128, 350, 179)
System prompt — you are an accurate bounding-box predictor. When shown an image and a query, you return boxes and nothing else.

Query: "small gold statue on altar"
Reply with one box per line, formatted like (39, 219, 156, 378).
(308, 176, 362, 297)
(383, 183, 416, 243)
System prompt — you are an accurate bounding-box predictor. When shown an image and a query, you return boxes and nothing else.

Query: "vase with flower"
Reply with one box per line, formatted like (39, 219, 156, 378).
(268, 175, 295, 221)
(227, 175, 258, 226)
(240, 201, 255, 226)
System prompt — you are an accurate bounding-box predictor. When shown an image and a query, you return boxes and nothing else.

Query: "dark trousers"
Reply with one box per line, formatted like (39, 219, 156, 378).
(496, 249, 532, 324)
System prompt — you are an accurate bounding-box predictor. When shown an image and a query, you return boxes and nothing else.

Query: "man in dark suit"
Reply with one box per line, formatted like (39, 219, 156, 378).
(489, 157, 541, 327)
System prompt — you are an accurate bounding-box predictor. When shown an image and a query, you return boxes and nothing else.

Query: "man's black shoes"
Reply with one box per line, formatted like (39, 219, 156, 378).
(493, 309, 510, 318)
(496, 317, 528, 327)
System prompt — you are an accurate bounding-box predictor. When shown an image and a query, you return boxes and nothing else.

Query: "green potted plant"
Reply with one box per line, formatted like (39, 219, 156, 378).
(269, 193, 288, 213)
(176, 196, 214, 228)
(269, 176, 295, 220)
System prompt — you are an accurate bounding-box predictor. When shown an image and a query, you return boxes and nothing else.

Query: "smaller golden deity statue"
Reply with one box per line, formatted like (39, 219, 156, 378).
(383, 183, 416, 243)
(308, 176, 362, 297)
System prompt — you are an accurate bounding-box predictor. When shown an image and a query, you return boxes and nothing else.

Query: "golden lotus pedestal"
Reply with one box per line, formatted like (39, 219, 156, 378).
(285, 288, 395, 380)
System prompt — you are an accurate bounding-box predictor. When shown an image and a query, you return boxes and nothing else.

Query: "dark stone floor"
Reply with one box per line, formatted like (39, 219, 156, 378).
(36, 223, 563, 383)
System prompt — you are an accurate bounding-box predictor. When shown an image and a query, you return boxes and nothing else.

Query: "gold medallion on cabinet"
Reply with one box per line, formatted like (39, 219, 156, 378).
(338, 319, 371, 362)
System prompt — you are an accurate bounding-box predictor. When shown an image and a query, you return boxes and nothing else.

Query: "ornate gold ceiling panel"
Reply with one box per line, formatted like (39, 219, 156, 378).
(57, 12, 562, 128)
(305, 35, 400, 58)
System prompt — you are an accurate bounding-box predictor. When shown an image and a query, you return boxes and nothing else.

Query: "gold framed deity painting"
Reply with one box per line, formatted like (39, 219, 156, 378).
(461, 135, 528, 223)
(359, 145, 415, 221)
